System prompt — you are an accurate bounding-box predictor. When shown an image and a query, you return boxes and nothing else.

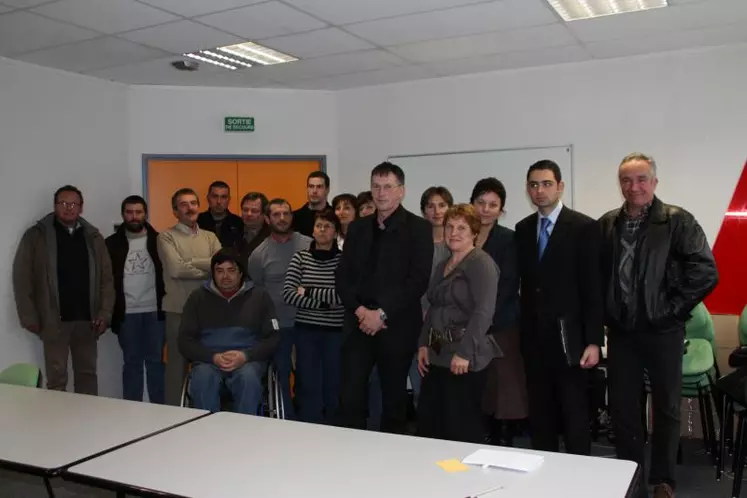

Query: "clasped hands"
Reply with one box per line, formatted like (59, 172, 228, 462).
(212, 350, 247, 372)
(355, 306, 387, 336)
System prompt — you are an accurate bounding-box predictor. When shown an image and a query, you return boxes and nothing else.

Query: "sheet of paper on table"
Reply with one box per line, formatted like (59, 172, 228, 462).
(462, 449, 544, 472)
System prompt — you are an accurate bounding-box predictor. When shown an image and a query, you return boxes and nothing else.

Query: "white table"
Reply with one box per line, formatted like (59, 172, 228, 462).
(65, 411, 639, 498)
(0, 383, 207, 494)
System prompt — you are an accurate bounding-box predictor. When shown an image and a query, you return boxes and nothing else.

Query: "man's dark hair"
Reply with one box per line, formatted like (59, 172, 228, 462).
(240, 192, 269, 212)
(210, 248, 246, 282)
(121, 195, 148, 215)
(208, 181, 230, 194)
(470, 178, 506, 211)
(54, 185, 83, 205)
(371, 161, 405, 185)
(265, 198, 292, 216)
(307, 171, 330, 189)
(527, 160, 562, 183)
(332, 193, 358, 217)
(171, 188, 198, 210)
(356, 191, 373, 206)
(315, 208, 342, 234)
(420, 186, 454, 214)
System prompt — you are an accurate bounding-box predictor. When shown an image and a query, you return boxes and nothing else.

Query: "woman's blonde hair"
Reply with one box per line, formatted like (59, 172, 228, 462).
(444, 203, 482, 238)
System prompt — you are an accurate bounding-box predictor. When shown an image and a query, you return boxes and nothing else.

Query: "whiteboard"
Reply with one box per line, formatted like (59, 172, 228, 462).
(389, 145, 573, 230)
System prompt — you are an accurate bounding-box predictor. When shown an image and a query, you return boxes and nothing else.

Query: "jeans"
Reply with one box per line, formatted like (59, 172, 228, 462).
(189, 362, 264, 415)
(274, 327, 297, 420)
(608, 328, 684, 494)
(294, 324, 343, 424)
(118, 312, 165, 403)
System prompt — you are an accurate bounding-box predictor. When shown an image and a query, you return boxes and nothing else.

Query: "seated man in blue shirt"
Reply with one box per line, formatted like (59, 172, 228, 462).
(178, 248, 279, 414)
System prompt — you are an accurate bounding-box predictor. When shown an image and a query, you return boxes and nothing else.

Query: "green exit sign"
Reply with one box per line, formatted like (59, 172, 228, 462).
(224, 116, 255, 132)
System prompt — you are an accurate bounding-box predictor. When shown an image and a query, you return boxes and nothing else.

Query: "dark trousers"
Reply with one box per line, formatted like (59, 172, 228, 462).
(164, 312, 186, 406)
(608, 328, 683, 492)
(417, 365, 488, 443)
(338, 321, 414, 434)
(295, 324, 343, 424)
(525, 360, 590, 455)
(42, 321, 98, 394)
(118, 311, 165, 403)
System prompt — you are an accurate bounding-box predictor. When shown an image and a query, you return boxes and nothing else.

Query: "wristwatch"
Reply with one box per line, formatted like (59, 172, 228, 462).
(379, 309, 388, 322)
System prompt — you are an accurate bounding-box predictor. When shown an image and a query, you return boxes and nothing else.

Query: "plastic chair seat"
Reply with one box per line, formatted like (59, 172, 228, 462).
(0, 363, 41, 387)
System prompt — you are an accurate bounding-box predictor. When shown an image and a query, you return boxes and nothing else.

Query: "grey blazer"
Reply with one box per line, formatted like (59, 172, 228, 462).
(418, 248, 502, 372)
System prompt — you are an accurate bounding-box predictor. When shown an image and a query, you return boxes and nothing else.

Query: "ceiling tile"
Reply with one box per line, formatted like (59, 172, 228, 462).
(282, 0, 488, 25)
(16, 36, 170, 72)
(390, 24, 578, 63)
(566, 0, 747, 43)
(260, 28, 375, 59)
(288, 65, 438, 90)
(251, 49, 404, 83)
(345, 0, 558, 47)
(31, 0, 179, 34)
(0, 4, 14, 13)
(196, 1, 327, 40)
(585, 23, 747, 59)
(136, 0, 266, 18)
(2, 0, 55, 7)
(0, 11, 100, 55)
(425, 44, 590, 77)
(119, 20, 243, 54)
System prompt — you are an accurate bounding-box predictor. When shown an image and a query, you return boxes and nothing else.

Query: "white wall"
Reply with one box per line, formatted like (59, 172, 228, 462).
(0, 58, 130, 396)
(336, 43, 747, 244)
(127, 85, 339, 199)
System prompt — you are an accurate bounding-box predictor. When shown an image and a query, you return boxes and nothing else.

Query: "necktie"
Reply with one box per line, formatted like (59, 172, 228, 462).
(538, 217, 551, 260)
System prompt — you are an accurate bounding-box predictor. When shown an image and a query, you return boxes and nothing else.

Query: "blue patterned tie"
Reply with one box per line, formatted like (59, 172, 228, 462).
(538, 217, 551, 260)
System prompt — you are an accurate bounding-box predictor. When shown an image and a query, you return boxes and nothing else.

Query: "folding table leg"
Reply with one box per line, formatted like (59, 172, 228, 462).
(733, 415, 747, 498)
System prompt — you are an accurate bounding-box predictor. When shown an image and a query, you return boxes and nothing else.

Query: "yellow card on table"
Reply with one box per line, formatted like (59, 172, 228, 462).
(436, 459, 470, 473)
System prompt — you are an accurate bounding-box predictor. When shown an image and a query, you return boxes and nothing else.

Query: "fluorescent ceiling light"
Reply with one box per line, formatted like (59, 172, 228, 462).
(547, 0, 668, 21)
(183, 41, 297, 71)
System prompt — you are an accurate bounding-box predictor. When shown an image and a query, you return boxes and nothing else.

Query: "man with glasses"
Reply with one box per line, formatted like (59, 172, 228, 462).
(13, 185, 114, 394)
(515, 160, 603, 456)
(336, 162, 433, 433)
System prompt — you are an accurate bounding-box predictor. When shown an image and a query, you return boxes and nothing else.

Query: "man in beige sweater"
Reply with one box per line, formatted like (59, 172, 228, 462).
(158, 188, 221, 405)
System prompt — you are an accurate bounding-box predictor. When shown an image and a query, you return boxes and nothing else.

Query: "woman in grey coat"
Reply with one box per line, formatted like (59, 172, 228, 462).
(416, 204, 501, 443)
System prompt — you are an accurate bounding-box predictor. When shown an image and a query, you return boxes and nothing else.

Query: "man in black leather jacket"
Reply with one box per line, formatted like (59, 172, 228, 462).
(599, 153, 718, 498)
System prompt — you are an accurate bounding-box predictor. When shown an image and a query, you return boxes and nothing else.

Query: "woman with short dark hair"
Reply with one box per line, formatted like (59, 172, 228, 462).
(470, 177, 527, 446)
(332, 193, 358, 250)
(283, 209, 344, 424)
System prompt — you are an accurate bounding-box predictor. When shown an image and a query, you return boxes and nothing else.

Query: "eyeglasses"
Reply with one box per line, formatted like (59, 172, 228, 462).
(56, 201, 81, 209)
(314, 224, 335, 231)
(371, 184, 401, 193)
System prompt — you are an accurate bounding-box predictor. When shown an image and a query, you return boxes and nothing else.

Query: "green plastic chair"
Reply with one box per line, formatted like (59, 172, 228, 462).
(0, 363, 42, 387)
(739, 304, 747, 347)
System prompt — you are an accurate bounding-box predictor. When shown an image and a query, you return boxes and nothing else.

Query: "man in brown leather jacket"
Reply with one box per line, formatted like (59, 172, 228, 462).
(599, 153, 718, 498)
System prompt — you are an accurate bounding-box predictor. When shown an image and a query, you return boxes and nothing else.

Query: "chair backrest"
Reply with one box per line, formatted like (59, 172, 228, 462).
(685, 302, 716, 349)
(740, 304, 747, 347)
(0, 363, 41, 388)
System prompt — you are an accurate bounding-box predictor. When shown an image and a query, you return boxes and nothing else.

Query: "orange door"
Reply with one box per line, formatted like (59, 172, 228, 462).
(146, 160, 239, 231)
(236, 160, 320, 213)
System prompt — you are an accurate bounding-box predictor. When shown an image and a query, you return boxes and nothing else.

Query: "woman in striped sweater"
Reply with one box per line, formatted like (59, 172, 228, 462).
(283, 208, 344, 424)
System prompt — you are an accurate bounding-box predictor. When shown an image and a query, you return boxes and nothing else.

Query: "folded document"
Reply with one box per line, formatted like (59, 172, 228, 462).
(462, 449, 544, 472)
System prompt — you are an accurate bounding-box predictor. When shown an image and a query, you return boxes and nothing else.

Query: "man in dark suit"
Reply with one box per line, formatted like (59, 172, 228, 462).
(336, 162, 433, 434)
(515, 159, 604, 455)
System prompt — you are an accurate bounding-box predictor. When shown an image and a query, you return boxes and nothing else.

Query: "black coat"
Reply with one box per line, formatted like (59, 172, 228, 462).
(105, 223, 165, 333)
(599, 196, 718, 333)
(482, 223, 520, 332)
(515, 206, 604, 367)
(197, 210, 241, 248)
(335, 206, 433, 343)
